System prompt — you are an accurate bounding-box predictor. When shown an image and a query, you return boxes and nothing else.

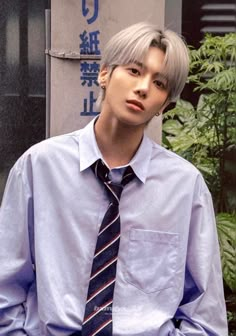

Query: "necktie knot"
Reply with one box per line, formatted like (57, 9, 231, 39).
(91, 159, 135, 203)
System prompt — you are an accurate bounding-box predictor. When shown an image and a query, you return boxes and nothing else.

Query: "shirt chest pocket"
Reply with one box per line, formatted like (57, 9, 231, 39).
(124, 229, 179, 294)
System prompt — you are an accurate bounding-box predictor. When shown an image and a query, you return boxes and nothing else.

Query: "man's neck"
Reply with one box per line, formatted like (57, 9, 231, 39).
(94, 114, 144, 169)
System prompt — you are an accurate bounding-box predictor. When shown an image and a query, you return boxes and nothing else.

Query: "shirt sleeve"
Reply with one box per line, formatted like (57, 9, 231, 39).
(0, 159, 35, 335)
(170, 184, 228, 336)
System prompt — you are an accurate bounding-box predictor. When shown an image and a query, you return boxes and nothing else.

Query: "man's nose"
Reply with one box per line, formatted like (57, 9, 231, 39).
(134, 77, 150, 98)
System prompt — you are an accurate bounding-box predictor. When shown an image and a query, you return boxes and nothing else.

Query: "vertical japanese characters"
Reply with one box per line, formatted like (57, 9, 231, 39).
(80, 0, 100, 116)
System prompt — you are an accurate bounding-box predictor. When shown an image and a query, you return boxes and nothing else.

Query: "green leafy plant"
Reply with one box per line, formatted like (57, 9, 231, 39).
(162, 33, 236, 296)
(217, 213, 236, 291)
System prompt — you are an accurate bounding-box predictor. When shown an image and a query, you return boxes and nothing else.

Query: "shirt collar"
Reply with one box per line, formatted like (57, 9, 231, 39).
(77, 117, 153, 184)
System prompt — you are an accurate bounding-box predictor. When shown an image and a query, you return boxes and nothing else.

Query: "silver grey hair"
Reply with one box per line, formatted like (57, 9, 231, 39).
(96, 22, 189, 110)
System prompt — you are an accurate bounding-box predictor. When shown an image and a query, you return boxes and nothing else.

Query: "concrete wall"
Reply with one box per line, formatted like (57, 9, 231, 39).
(165, 0, 182, 33)
(49, 0, 167, 143)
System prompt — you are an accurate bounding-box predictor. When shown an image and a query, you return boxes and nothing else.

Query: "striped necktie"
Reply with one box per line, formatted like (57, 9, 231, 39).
(81, 159, 135, 336)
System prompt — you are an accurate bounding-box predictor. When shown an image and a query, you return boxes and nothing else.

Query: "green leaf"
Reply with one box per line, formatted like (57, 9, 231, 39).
(166, 134, 195, 152)
(162, 132, 172, 149)
(162, 120, 182, 136)
(206, 68, 236, 91)
(217, 213, 236, 292)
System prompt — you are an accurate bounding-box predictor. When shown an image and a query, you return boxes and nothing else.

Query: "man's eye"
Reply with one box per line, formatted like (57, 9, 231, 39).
(128, 68, 140, 75)
(154, 80, 166, 89)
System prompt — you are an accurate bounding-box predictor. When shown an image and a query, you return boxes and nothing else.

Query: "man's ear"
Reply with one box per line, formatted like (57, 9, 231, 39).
(98, 67, 108, 87)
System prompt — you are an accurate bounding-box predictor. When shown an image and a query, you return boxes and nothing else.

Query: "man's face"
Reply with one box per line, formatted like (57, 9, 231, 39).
(99, 47, 169, 129)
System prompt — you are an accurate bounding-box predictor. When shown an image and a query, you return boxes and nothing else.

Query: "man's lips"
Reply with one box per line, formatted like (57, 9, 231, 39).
(126, 99, 144, 111)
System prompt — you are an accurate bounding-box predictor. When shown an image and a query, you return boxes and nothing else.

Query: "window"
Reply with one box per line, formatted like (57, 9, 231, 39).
(0, 0, 50, 202)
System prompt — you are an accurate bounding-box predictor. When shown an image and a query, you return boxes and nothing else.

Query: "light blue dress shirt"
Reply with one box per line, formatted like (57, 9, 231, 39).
(0, 118, 228, 335)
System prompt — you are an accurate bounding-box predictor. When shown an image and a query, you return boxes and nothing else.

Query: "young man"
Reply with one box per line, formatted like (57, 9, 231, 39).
(0, 22, 228, 335)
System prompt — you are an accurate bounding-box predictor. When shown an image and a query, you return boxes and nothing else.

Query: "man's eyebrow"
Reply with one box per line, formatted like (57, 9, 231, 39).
(155, 73, 168, 82)
(134, 61, 145, 69)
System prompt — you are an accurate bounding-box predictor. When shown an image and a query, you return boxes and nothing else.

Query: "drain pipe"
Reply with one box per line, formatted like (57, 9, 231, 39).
(45, 9, 51, 138)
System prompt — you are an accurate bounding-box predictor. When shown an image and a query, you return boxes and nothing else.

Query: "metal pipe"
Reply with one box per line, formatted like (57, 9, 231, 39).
(45, 49, 101, 60)
(45, 9, 51, 138)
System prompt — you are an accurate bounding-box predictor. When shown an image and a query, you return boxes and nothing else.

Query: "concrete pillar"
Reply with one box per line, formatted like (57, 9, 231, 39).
(49, 0, 166, 143)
